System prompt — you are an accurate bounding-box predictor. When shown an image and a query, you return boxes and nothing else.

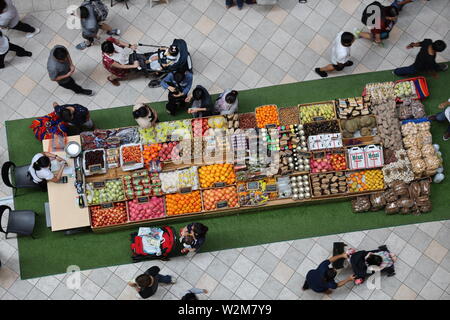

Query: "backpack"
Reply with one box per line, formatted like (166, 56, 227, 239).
(84, 0, 108, 21)
(361, 1, 382, 26)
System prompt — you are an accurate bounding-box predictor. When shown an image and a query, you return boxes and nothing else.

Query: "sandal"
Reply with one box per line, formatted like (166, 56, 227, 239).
(108, 76, 120, 86)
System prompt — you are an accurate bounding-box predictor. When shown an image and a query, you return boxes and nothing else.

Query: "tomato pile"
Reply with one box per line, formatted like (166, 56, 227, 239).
(127, 197, 165, 221)
(90, 202, 127, 227)
(165, 191, 202, 216)
(255, 105, 280, 128)
(202, 187, 239, 211)
(122, 145, 142, 163)
(198, 163, 236, 188)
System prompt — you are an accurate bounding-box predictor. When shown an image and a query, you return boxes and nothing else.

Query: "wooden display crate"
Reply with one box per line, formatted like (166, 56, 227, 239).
(298, 100, 337, 124)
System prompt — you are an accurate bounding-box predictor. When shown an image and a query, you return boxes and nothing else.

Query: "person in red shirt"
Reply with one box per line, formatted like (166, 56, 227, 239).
(356, 5, 399, 46)
(101, 37, 139, 86)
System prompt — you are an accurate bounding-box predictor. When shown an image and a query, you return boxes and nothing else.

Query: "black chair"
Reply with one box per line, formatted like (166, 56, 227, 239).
(1, 161, 40, 196)
(0, 205, 36, 239)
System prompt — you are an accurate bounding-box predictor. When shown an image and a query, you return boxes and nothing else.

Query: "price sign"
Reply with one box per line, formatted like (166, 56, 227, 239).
(89, 164, 103, 172)
(124, 160, 137, 166)
(299, 152, 311, 158)
(213, 182, 226, 188)
(106, 137, 120, 144)
(93, 181, 105, 189)
(180, 187, 192, 194)
(101, 203, 114, 209)
(313, 116, 325, 121)
(216, 200, 228, 209)
(137, 196, 149, 203)
(253, 175, 266, 180)
(247, 181, 260, 190)
(266, 124, 277, 129)
(266, 184, 278, 192)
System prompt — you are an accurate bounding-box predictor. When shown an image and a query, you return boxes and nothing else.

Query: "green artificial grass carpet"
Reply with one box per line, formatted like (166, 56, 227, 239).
(6, 66, 450, 279)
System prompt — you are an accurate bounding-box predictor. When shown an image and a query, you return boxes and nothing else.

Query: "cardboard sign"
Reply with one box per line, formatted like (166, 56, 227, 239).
(216, 200, 228, 209)
(266, 124, 277, 129)
(247, 181, 260, 190)
(137, 196, 149, 203)
(93, 181, 105, 189)
(124, 160, 137, 166)
(101, 203, 114, 209)
(213, 182, 226, 188)
(180, 187, 192, 194)
(89, 164, 103, 172)
(266, 184, 278, 192)
(298, 152, 311, 158)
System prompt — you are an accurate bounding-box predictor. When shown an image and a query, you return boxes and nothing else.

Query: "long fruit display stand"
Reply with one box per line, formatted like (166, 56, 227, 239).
(73, 80, 440, 232)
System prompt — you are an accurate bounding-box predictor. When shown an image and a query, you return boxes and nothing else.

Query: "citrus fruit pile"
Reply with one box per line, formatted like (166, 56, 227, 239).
(165, 191, 202, 216)
(347, 169, 384, 192)
(143, 144, 162, 163)
(256, 105, 280, 128)
(202, 186, 239, 211)
(198, 163, 236, 188)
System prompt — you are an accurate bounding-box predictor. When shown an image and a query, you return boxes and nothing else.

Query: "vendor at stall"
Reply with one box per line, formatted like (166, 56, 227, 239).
(28, 152, 67, 190)
(429, 99, 450, 141)
(53, 102, 93, 134)
(132, 103, 158, 129)
(214, 89, 239, 115)
(185, 85, 214, 118)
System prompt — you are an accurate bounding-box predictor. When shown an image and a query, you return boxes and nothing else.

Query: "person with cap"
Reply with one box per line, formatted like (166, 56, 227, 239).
(0, 0, 40, 38)
(303, 252, 355, 294)
(214, 89, 239, 115)
(185, 85, 214, 118)
(132, 103, 158, 129)
(0, 29, 32, 69)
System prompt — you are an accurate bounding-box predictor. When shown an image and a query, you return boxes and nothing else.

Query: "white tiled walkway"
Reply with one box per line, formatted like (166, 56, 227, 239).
(1, 0, 450, 300)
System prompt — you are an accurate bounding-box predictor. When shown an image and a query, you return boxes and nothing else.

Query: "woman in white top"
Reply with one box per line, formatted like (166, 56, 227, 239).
(132, 103, 158, 129)
(0, 0, 40, 38)
(28, 152, 67, 189)
(314, 32, 355, 78)
(0, 29, 32, 69)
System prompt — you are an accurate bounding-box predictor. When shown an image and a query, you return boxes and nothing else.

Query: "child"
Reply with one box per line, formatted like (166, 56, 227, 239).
(180, 234, 195, 254)
(315, 32, 355, 78)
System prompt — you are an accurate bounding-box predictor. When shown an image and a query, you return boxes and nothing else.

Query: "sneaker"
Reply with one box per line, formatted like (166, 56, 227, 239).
(170, 278, 176, 284)
(439, 63, 449, 72)
(107, 29, 121, 36)
(344, 61, 353, 67)
(443, 134, 450, 141)
(25, 27, 40, 39)
(17, 51, 32, 57)
(353, 28, 362, 39)
(80, 89, 94, 96)
(76, 42, 90, 50)
(315, 67, 328, 78)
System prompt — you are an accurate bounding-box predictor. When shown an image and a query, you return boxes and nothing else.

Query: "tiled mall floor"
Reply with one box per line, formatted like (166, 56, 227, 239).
(0, 0, 450, 300)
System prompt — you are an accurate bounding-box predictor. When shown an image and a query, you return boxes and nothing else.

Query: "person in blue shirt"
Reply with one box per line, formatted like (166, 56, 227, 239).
(303, 252, 355, 294)
(160, 70, 193, 116)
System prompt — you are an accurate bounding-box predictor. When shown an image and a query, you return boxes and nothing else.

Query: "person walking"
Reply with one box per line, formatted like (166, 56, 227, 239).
(428, 99, 450, 141)
(160, 70, 193, 116)
(225, 0, 256, 10)
(393, 39, 447, 76)
(315, 32, 355, 78)
(181, 288, 208, 300)
(303, 252, 355, 294)
(0, 0, 40, 38)
(128, 266, 176, 299)
(75, 0, 120, 50)
(53, 102, 94, 134)
(47, 45, 94, 96)
(0, 29, 31, 69)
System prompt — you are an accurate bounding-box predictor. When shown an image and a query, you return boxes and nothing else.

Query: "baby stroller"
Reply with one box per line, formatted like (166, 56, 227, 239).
(130, 226, 176, 262)
(129, 39, 192, 88)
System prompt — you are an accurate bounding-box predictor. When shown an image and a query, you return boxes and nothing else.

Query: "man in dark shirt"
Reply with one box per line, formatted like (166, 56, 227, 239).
(303, 252, 355, 294)
(128, 266, 175, 299)
(394, 39, 448, 76)
(53, 102, 93, 134)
